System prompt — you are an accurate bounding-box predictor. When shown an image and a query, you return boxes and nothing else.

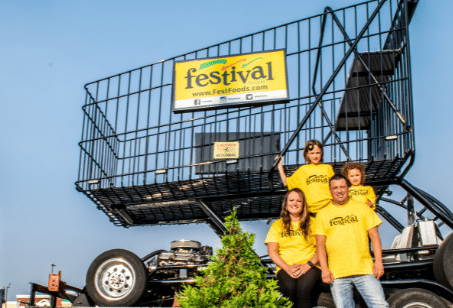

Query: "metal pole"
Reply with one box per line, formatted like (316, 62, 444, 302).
(29, 284, 36, 307)
(0, 287, 5, 308)
(197, 200, 227, 238)
(5, 283, 11, 305)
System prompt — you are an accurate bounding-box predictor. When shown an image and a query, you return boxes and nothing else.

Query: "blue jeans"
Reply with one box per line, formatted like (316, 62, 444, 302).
(330, 274, 388, 308)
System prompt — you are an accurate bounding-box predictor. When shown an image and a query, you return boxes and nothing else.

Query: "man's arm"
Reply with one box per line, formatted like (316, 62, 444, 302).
(316, 234, 334, 284)
(368, 226, 384, 279)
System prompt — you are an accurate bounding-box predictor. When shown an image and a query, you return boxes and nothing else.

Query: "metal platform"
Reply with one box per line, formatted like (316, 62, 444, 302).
(81, 157, 409, 226)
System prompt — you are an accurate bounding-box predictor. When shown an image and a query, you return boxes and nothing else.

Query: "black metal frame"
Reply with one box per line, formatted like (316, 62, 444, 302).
(77, 0, 422, 230)
(28, 282, 83, 308)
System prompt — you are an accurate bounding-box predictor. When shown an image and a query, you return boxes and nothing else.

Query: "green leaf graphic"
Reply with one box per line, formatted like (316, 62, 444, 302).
(199, 59, 227, 70)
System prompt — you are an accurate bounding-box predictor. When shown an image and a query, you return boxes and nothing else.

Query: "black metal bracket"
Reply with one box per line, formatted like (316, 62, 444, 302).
(374, 178, 453, 235)
(399, 180, 453, 229)
(375, 205, 404, 233)
(197, 199, 227, 238)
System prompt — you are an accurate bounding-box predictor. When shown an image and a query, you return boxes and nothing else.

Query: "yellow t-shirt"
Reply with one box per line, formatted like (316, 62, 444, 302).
(286, 164, 335, 213)
(349, 185, 376, 209)
(315, 200, 382, 279)
(265, 219, 317, 273)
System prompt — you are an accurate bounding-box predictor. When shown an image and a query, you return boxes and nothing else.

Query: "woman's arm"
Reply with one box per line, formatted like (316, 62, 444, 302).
(297, 251, 319, 274)
(267, 242, 302, 278)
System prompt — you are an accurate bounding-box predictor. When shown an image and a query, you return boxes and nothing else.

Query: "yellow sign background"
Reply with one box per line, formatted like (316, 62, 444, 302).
(174, 50, 287, 101)
(213, 142, 239, 159)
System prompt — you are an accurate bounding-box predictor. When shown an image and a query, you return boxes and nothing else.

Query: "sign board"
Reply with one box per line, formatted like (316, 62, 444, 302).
(172, 50, 289, 113)
(195, 132, 280, 174)
(213, 142, 239, 159)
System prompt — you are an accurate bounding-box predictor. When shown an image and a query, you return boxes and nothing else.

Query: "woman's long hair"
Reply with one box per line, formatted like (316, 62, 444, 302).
(280, 188, 311, 238)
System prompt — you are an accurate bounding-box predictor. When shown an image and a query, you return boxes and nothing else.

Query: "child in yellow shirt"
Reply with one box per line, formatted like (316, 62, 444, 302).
(277, 140, 334, 213)
(341, 162, 376, 209)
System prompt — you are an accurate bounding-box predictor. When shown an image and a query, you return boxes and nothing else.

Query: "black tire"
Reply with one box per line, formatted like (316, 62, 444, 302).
(315, 292, 336, 308)
(86, 249, 148, 307)
(433, 232, 453, 289)
(387, 288, 449, 308)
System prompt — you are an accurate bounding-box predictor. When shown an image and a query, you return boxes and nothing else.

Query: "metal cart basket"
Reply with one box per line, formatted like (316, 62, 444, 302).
(77, 0, 419, 229)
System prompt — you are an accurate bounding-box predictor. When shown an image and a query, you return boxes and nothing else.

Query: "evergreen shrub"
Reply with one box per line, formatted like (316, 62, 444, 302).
(176, 209, 291, 308)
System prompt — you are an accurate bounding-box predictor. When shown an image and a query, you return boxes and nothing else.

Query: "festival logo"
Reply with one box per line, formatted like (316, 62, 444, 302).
(330, 215, 359, 226)
(173, 50, 289, 113)
(306, 175, 329, 185)
(350, 188, 369, 196)
(281, 230, 303, 237)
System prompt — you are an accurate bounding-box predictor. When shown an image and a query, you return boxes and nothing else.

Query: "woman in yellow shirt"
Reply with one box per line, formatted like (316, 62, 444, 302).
(265, 188, 321, 308)
(277, 140, 334, 214)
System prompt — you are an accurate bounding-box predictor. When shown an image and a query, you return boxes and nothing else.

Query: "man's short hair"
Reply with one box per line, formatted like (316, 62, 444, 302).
(329, 174, 351, 188)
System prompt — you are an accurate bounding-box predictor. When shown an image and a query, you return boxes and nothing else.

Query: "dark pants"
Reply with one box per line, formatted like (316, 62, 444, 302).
(276, 267, 322, 308)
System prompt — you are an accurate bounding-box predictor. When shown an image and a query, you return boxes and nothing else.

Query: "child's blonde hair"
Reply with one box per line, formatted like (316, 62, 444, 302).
(341, 162, 366, 185)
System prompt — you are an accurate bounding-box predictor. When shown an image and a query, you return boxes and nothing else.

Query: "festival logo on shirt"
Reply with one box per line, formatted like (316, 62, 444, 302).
(350, 189, 369, 196)
(306, 175, 329, 185)
(330, 215, 358, 226)
(281, 230, 303, 237)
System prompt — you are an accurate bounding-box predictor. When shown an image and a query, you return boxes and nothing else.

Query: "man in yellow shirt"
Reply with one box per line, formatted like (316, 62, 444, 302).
(315, 174, 388, 308)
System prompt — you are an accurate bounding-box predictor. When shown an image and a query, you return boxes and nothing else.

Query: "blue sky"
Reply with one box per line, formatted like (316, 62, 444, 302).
(1, 0, 453, 298)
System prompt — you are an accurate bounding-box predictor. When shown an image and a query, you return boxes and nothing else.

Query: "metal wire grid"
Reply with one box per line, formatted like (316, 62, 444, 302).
(77, 0, 416, 226)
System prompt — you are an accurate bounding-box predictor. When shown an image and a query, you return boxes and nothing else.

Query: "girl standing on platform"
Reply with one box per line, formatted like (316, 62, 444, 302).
(341, 162, 376, 209)
(277, 140, 334, 214)
(265, 188, 321, 308)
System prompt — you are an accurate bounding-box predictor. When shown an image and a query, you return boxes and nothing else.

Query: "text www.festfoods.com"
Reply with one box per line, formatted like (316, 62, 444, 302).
(192, 85, 268, 97)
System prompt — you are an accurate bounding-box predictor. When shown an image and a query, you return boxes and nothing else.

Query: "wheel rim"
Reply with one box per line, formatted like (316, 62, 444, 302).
(94, 257, 137, 301)
(402, 303, 434, 308)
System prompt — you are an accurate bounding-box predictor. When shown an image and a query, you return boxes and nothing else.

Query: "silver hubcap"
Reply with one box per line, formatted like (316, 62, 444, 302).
(402, 303, 433, 308)
(95, 258, 136, 300)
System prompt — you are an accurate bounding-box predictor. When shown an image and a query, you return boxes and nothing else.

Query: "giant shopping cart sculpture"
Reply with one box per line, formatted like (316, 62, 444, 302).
(76, 0, 453, 304)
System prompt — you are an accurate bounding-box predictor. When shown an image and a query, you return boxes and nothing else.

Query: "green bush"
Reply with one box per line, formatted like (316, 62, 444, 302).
(176, 209, 291, 308)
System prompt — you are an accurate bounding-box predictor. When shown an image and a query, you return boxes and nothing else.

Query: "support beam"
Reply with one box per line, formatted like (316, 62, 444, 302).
(399, 180, 453, 229)
(197, 200, 227, 238)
